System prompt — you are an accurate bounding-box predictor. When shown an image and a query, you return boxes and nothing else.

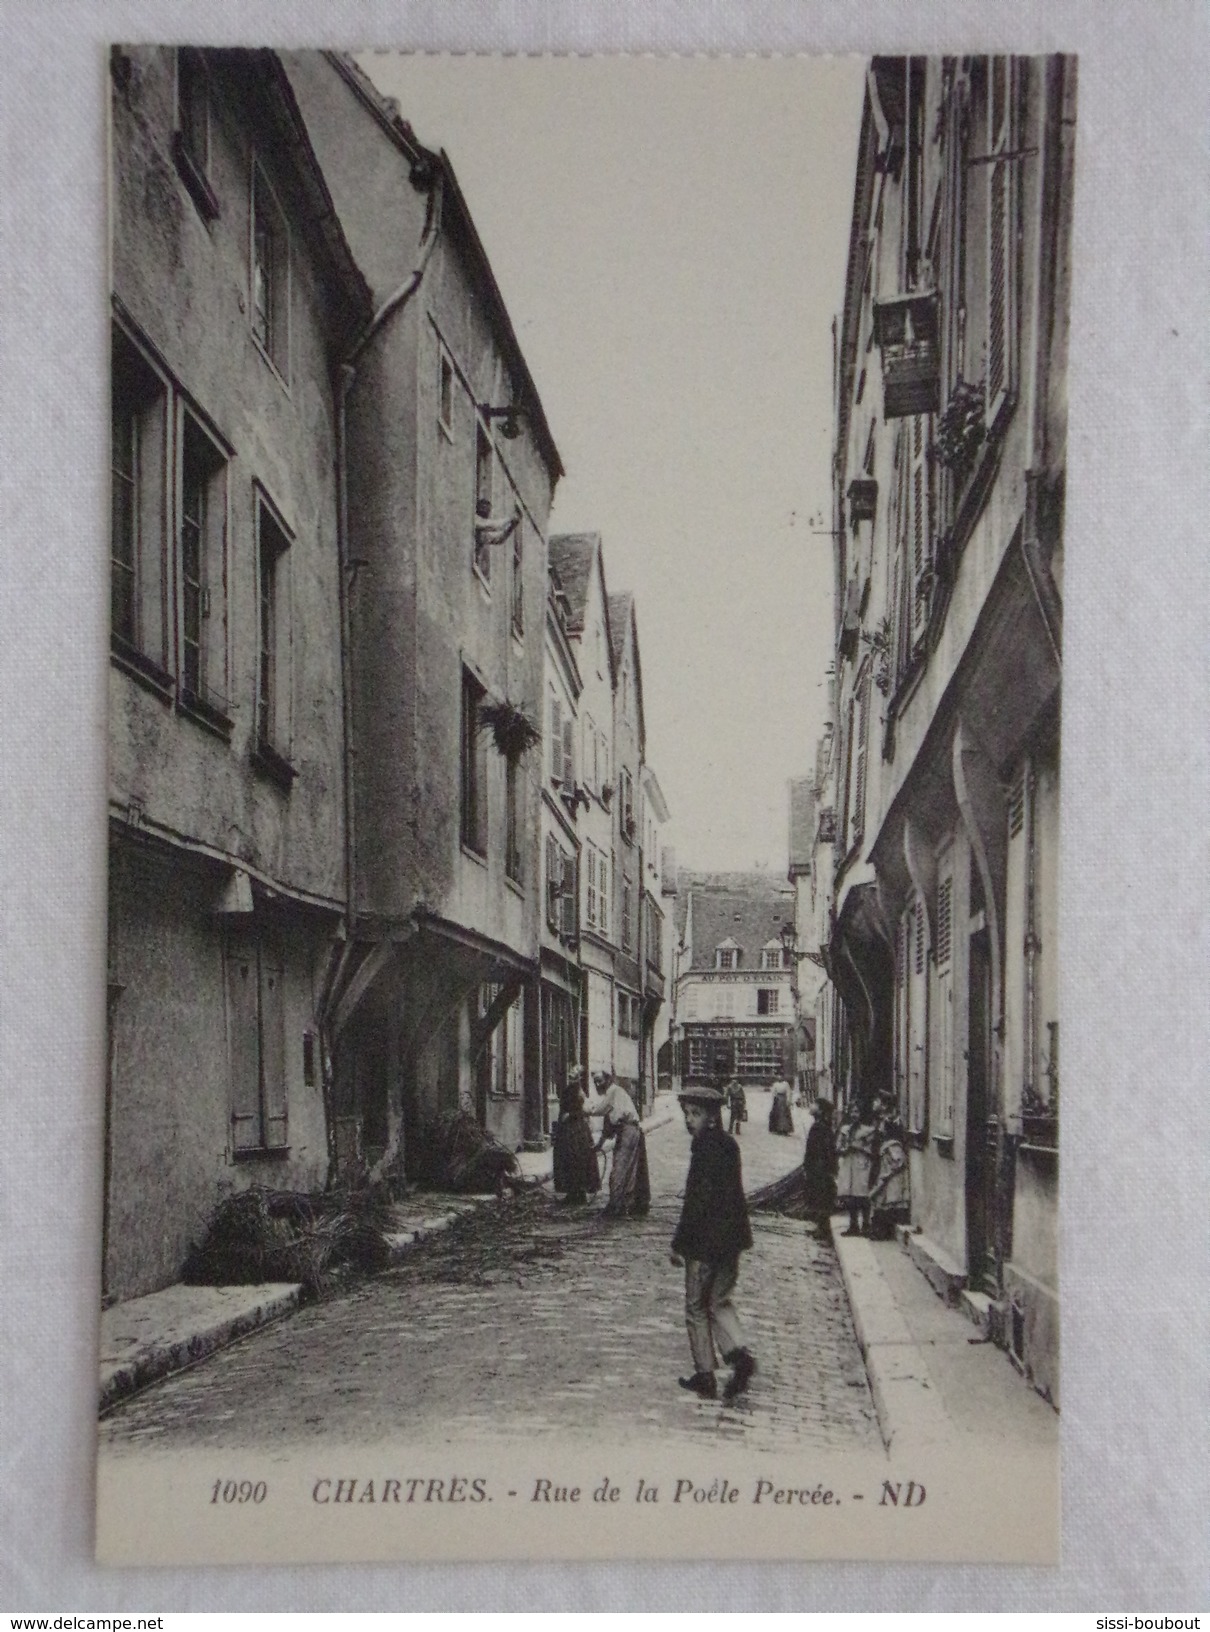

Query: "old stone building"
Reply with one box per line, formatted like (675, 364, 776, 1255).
(671, 873, 797, 1091)
(106, 47, 373, 1300)
(546, 534, 618, 1089)
(284, 52, 563, 1174)
(825, 56, 1074, 1403)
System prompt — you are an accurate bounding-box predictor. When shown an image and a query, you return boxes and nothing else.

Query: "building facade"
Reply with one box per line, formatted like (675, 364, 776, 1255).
(638, 767, 671, 1115)
(106, 47, 373, 1300)
(540, 563, 585, 1130)
(285, 52, 562, 1175)
(673, 874, 797, 1090)
(825, 56, 1074, 1404)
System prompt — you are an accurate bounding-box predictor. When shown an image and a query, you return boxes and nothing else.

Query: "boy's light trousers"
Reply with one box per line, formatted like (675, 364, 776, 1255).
(684, 1256, 746, 1372)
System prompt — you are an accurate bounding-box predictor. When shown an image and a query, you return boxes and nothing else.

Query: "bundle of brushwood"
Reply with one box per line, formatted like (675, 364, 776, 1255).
(183, 1184, 394, 1295)
(747, 1166, 811, 1218)
(413, 1109, 521, 1194)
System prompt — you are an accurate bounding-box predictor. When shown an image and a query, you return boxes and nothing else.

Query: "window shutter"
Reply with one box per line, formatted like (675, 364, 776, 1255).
(226, 934, 261, 1152)
(260, 940, 288, 1149)
(546, 835, 559, 928)
(562, 852, 577, 940)
(550, 695, 562, 781)
(909, 413, 931, 644)
(986, 56, 1017, 424)
(562, 717, 575, 788)
(852, 670, 871, 845)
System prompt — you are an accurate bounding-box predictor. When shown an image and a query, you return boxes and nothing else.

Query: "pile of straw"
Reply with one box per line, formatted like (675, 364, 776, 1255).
(183, 1184, 394, 1296)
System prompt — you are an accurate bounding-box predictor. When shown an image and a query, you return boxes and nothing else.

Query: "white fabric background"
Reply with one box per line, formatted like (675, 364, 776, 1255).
(1, 0, 1207, 1608)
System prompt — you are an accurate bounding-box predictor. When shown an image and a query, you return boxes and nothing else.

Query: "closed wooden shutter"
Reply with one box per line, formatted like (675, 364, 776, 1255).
(986, 56, 1017, 424)
(909, 413, 931, 644)
(561, 852, 578, 940)
(852, 670, 871, 845)
(546, 834, 559, 929)
(226, 933, 261, 1152)
(549, 694, 562, 781)
(562, 717, 574, 787)
(935, 861, 955, 1137)
(260, 938, 288, 1149)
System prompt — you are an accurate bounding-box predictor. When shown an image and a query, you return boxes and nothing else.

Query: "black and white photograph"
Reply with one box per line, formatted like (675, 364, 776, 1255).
(91, 47, 1077, 1566)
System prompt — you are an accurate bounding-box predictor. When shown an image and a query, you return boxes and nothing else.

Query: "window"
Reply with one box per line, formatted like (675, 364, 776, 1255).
(906, 414, 932, 646)
(600, 734, 610, 798)
(251, 162, 289, 379)
(511, 518, 524, 636)
(715, 987, 735, 1019)
(547, 839, 576, 938)
(736, 1035, 782, 1079)
(622, 878, 633, 953)
(935, 852, 955, 1139)
(757, 988, 780, 1016)
(474, 422, 493, 580)
(604, 851, 612, 936)
(560, 852, 577, 940)
(715, 946, 738, 970)
(225, 926, 288, 1154)
(687, 1036, 708, 1076)
(505, 753, 523, 884)
(761, 946, 783, 970)
(438, 348, 454, 435)
(179, 411, 229, 720)
(620, 767, 635, 837)
(173, 49, 219, 221)
(255, 497, 292, 772)
(684, 987, 699, 1019)
(111, 330, 169, 674)
(460, 669, 488, 855)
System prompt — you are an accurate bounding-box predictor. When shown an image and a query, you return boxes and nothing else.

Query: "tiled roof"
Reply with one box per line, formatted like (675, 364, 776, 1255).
(607, 591, 632, 669)
(676, 872, 796, 969)
(788, 776, 817, 872)
(548, 534, 599, 632)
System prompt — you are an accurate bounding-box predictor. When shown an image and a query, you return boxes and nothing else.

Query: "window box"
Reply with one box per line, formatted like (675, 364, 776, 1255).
(873, 291, 940, 419)
(847, 476, 878, 526)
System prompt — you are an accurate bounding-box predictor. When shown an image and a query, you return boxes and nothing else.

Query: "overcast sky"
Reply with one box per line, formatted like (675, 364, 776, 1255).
(360, 53, 866, 873)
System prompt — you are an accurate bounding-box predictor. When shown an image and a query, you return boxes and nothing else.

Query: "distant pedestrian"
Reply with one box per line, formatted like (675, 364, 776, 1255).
(768, 1077, 794, 1136)
(802, 1097, 838, 1238)
(585, 1071, 650, 1217)
(671, 1085, 757, 1402)
(725, 1077, 747, 1136)
(552, 1066, 600, 1207)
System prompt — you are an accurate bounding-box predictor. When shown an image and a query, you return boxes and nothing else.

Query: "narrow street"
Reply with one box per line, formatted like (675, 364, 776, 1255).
(101, 1097, 880, 1457)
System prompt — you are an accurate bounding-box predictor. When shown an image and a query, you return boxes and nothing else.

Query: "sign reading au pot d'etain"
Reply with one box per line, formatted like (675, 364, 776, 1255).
(98, 46, 1070, 1566)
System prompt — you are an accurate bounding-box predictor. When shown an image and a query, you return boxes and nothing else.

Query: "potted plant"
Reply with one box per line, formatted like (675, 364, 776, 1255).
(478, 698, 540, 759)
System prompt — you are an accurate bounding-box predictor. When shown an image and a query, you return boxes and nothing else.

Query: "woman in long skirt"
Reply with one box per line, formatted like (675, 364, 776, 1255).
(587, 1073, 650, 1217)
(553, 1068, 600, 1206)
(802, 1098, 838, 1237)
(768, 1078, 794, 1135)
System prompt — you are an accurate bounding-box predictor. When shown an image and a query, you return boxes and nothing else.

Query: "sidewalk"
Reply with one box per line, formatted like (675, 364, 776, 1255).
(100, 1096, 677, 1414)
(833, 1226, 1058, 1456)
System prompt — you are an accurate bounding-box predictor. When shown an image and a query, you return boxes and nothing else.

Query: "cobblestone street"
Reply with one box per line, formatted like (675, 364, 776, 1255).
(101, 1096, 880, 1457)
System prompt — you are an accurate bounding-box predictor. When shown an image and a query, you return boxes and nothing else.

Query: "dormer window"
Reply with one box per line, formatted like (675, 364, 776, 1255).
(761, 941, 786, 970)
(715, 939, 739, 971)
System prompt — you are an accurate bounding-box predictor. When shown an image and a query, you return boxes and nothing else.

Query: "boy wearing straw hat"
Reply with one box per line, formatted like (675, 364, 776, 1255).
(670, 1084, 756, 1401)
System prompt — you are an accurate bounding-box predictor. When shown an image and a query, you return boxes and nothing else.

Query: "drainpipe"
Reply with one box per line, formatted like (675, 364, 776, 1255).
(325, 172, 444, 1184)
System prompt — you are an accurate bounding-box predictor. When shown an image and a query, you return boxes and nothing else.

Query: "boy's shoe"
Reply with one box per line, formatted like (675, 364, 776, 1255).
(678, 1371, 718, 1399)
(722, 1349, 757, 1400)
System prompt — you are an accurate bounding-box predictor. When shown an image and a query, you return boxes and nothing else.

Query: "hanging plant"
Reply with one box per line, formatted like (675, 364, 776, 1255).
(478, 698, 540, 760)
(934, 378, 986, 479)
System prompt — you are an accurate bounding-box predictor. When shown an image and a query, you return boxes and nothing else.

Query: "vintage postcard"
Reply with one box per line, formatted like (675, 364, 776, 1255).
(97, 48, 1071, 1565)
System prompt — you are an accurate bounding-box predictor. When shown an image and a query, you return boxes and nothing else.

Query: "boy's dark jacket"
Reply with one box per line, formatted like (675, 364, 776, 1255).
(672, 1123, 754, 1263)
